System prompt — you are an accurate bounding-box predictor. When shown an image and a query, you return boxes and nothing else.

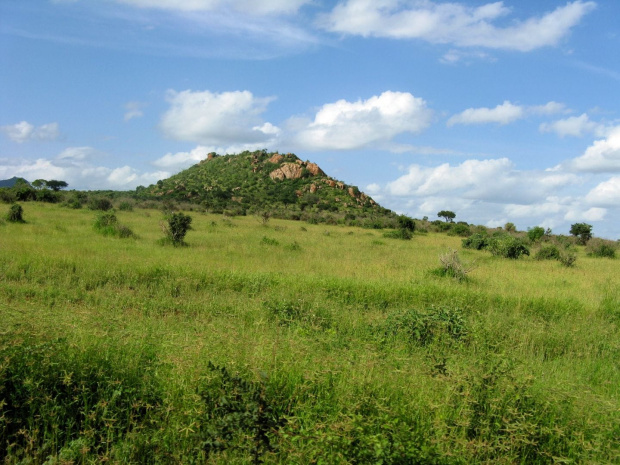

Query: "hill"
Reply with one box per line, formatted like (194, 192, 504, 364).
(0, 176, 29, 188)
(139, 150, 396, 224)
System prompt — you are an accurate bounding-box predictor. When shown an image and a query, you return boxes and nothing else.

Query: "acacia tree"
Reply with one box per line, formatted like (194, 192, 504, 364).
(570, 223, 592, 245)
(46, 180, 68, 191)
(32, 179, 47, 190)
(437, 210, 456, 222)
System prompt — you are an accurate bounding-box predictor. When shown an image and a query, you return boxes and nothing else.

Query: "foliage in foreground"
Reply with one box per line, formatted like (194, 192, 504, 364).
(1, 204, 618, 463)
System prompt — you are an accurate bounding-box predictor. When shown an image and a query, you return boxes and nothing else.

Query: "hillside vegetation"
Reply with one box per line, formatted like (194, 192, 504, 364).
(1, 203, 618, 463)
(137, 150, 396, 224)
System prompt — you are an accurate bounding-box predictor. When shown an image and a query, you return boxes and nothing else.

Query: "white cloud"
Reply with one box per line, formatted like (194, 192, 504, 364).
(320, 0, 596, 51)
(124, 101, 147, 121)
(530, 101, 568, 115)
(564, 206, 607, 222)
(539, 113, 601, 137)
(0, 121, 60, 143)
(160, 89, 278, 146)
(586, 176, 620, 206)
(567, 126, 620, 172)
(385, 158, 578, 204)
(101, 0, 310, 15)
(289, 91, 433, 150)
(447, 101, 524, 126)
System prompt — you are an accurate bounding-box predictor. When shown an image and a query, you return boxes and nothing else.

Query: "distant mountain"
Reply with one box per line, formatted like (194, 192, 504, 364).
(0, 177, 29, 188)
(139, 150, 395, 222)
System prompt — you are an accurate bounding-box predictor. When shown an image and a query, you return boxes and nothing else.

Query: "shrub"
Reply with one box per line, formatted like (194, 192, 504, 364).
(488, 234, 530, 259)
(434, 249, 476, 281)
(88, 198, 113, 211)
(462, 233, 489, 250)
(118, 201, 134, 211)
(448, 223, 471, 237)
(163, 212, 192, 246)
(527, 226, 545, 243)
(535, 244, 561, 261)
(94, 212, 136, 238)
(6, 204, 25, 223)
(587, 239, 617, 258)
(397, 214, 415, 232)
(558, 251, 577, 267)
(383, 228, 412, 240)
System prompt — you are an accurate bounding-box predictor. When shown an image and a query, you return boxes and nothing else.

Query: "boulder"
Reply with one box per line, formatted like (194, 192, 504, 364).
(269, 163, 304, 181)
(268, 154, 284, 164)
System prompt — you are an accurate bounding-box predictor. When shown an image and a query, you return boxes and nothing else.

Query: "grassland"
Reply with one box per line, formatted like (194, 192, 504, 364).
(1, 203, 619, 463)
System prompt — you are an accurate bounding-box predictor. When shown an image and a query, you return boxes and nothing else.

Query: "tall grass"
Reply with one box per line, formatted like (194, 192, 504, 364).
(1, 203, 618, 463)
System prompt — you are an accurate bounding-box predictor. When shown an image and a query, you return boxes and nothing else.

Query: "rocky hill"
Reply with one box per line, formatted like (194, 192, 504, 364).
(139, 150, 396, 223)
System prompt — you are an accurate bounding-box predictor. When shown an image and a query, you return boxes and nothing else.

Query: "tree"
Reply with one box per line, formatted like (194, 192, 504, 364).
(46, 180, 68, 191)
(437, 210, 456, 222)
(32, 179, 47, 190)
(527, 226, 545, 243)
(504, 222, 516, 232)
(570, 223, 592, 245)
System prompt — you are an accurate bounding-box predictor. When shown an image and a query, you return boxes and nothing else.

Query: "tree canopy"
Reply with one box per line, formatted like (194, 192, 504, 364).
(437, 210, 456, 222)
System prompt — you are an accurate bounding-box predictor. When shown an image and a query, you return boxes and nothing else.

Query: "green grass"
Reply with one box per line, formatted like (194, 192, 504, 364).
(1, 203, 619, 463)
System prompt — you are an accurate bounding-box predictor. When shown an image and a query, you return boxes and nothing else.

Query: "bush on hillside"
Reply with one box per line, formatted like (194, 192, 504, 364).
(94, 212, 136, 238)
(527, 226, 546, 243)
(535, 244, 561, 261)
(383, 228, 412, 240)
(488, 234, 530, 259)
(88, 198, 113, 211)
(462, 233, 490, 250)
(586, 238, 617, 258)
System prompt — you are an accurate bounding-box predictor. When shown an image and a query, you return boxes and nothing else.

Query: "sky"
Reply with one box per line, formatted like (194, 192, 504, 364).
(1, 0, 619, 238)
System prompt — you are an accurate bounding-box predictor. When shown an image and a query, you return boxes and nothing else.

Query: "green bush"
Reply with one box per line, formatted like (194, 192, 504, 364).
(118, 201, 134, 211)
(462, 233, 489, 250)
(587, 239, 617, 258)
(88, 198, 113, 211)
(448, 223, 471, 237)
(535, 245, 561, 261)
(94, 212, 136, 238)
(527, 226, 545, 243)
(164, 212, 192, 246)
(488, 234, 530, 259)
(433, 249, 475, 282)
(6, 204, 24, 223)
(383, 228, 412, 240)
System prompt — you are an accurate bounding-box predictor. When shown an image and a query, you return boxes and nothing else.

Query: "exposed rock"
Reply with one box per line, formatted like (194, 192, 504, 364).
(326, 179, 336, 188)
(348, 187, 356, 197)
(268, 154, 284, 164)
(306, 162, 325, 176)
(269, 162, 304, 181)
(207, 152, 217, 161)
(336, 182, 345, 190)
(310, 183, 317, 193)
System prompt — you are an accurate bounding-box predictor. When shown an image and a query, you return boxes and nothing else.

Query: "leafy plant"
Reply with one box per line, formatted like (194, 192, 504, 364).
(162, 212, 192, 246)
(586, 238, 617, 258)
(88, 197, 113, 211)
(570, 222, 593, 245)
(488, 234, 530, 259)
(380, 306, 468, 346)
(383, 228, 412, 240)
(94, 212, 136, 238)
(6, 203, 24, 223)
(462, 233, 489, 250)
(527, 226, 545, 243)
(535, 244, 561, 261)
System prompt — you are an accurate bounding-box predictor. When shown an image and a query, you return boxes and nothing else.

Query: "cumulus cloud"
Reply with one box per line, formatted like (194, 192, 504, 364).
(160, 89, 278, 146)
(384, 158, 578, 204)
(447, 101, 524, 126)
(566, 126, 620, 172)
(585, 176, 620, 206)
(0, 121, 60, 143)
(288, 91, 433, 150)
(539, 113, 603, 138)
(320, 0, 596, 51)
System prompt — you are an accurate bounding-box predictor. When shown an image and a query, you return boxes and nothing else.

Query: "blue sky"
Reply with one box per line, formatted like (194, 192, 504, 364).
(1, 0, 619, 238)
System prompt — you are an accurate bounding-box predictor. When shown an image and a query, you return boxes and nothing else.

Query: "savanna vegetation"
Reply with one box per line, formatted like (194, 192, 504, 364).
(1, 201, 618, 464)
